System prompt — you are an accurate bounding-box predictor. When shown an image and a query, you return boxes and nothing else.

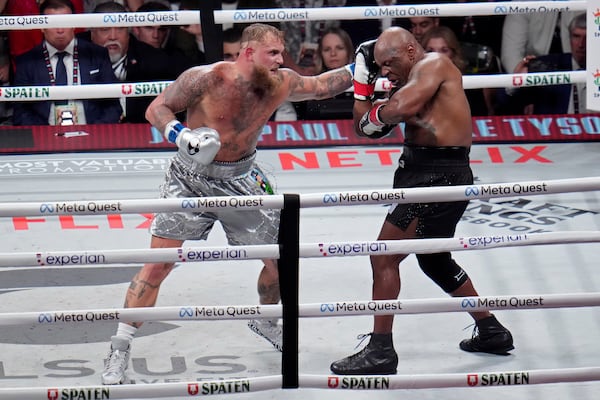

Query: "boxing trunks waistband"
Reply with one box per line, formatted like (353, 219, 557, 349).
(174, 151, 256, 179)
(400, 144, 470, 170)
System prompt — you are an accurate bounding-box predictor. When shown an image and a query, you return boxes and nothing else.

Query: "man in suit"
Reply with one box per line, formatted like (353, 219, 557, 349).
(85, 1, 189, 123)
(13, 0, 122, 126)
(507, 12, 588, 115)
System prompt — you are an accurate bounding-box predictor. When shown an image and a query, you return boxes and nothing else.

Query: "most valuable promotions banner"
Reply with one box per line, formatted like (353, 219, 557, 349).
(0, 115, 599, 154)
(588, 1, 600, 111)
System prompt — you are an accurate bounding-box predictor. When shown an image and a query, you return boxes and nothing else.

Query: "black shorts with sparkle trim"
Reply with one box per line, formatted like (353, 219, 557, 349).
(386, 144, 473, 238)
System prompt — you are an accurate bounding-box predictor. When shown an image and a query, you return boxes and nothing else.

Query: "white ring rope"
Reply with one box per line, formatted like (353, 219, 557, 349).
(0, 367, 598, 399)
(0, 231, 598, 267)
(0, 4, 597, 398)
(300, 367, 600, 389)
(0, 176, 597, 216)
(0, 376, 282, 400)
(0, 292, 598, 326)
(0, 2, 587, 30)
(0, 71, 587, 101)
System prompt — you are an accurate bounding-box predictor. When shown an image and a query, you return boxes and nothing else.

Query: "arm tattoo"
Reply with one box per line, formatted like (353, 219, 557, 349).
(316, 68, 353, 99)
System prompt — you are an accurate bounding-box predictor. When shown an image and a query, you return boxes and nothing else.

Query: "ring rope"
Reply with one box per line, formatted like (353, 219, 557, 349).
(0, 3, 596, 397)
(0, 2, 587, 30)
(0, 231, 598, 267)
(0, 366, 598, 399)
(0, 176, 597, 216)
(0, 71, 588, 102)
(0, 292, 598, 326)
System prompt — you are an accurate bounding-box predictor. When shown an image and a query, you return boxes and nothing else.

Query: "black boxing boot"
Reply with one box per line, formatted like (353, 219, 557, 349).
(460, 315, 514, 355)
(330, 333, 398, 375)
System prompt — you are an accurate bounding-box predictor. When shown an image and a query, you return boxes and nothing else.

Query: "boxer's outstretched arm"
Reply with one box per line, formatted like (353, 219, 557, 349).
(285, 66, 353, 102)
(146, 66, 207, 131)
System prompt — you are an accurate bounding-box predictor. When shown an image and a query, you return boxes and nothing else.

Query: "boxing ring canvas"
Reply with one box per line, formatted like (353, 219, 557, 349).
(0, 142, 598, 399)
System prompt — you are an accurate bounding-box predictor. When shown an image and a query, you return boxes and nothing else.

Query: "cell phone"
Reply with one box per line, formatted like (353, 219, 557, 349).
(298, 42, 318, 67)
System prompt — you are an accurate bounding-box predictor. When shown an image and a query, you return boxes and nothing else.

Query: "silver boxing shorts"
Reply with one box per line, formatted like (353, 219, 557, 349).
(150, 151, 279, 245)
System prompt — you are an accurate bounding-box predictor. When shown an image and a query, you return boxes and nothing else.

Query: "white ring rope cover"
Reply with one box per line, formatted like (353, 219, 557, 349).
(0, 2, 586, 30)
(0, 367, 598, 399)
(1, 3, 598, 396)
(0, 231, 598, 267)
(0, 71, 587, 101)
(0, 176, 597, 216)
(0, 292, 598, 326)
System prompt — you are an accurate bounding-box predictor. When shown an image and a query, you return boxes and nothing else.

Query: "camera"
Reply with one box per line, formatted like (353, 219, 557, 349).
(527, 58, 559, 73)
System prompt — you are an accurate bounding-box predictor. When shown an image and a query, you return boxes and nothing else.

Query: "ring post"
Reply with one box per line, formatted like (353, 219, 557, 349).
(278, 193, 300, 388)
(199, 0, 223, 62)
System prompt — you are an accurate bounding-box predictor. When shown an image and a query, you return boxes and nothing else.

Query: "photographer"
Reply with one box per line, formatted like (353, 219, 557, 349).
(499, 13, 588, 115)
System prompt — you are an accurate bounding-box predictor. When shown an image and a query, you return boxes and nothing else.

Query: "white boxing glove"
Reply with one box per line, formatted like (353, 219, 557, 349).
(164, 120, 221, 165)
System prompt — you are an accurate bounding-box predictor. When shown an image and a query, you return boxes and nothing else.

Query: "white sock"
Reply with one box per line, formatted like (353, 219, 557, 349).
(115, 323, 137, 343)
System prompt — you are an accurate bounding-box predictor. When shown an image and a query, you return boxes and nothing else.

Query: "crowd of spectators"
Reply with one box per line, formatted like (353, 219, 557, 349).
(0, 0, 594, 126)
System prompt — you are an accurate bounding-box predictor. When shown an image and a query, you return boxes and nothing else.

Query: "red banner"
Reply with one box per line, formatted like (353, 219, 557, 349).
(0, 114, 598, 154)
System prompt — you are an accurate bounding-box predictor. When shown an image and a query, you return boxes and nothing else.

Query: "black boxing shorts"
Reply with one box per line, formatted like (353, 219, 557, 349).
(386, 144, 473, 238)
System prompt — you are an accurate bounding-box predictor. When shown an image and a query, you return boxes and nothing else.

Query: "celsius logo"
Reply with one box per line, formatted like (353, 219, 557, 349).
(323, 194, 338, 203)
(464, 186, 479, 196)
(179, 307, 194, 318)
(233, 11, 247, 20)
(364, 8, 378, 17)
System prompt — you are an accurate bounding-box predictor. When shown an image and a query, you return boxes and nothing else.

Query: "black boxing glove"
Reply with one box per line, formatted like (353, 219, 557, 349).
(358, 104, 396, 139)
(353, 39, 379, 101)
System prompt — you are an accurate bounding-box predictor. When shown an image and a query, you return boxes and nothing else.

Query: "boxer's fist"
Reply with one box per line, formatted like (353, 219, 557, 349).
(164, 120, 221, 165)
(354, 39, 378, 101)
(358, 104, 395, 139)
